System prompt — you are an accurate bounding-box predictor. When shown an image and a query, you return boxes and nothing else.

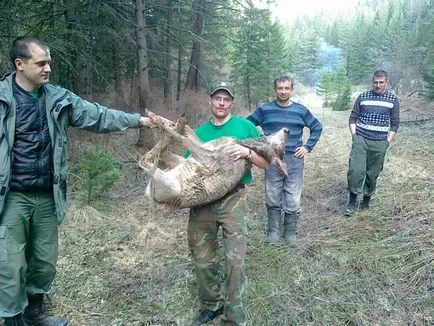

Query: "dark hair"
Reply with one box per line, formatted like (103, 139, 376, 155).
(10, 37, 50, 69)
(273, 75, 294, 89)
(372, 70, 388, 81)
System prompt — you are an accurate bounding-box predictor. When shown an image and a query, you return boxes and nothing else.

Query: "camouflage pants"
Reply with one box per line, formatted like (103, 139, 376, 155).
(188, 188, 247, 326)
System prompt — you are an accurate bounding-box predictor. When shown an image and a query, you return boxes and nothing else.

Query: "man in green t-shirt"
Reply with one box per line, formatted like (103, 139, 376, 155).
(189, 83, 268, 326)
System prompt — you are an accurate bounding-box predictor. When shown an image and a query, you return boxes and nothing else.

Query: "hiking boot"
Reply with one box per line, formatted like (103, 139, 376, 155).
(343, 192, 358, 216)
(265, 209, 281, 244)
(195, 307, 223, 325)
(343, 201, 359, 216)
(23, 294, 69, 326)
(360, 195, 371, 210)
(3, 314, 28, 326)
(283, 213, 299, 243)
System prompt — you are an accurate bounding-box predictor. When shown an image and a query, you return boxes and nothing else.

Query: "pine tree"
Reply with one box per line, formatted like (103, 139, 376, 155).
(316, 68, 333, 106)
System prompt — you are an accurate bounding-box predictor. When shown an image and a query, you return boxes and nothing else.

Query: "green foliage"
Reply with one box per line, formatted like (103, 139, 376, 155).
(229, 3, 289, 109)
(294, 28, 320, 86)
(317, 66, 352, 110)
(1, 0, 434, 107)
(338, 12, 374, 84)
(332, 82, 352, 111)
(78, 146, 122, 205)
(330, 66, 352, 111)
(316, 68, 333, 106)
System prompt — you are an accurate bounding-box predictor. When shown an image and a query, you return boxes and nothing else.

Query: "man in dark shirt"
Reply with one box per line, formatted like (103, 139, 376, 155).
(0, 37, 156, 326)
(344, 70, 400, 216)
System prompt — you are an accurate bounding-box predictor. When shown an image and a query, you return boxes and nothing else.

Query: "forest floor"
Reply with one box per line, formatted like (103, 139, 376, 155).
(3, 90, 432, 326)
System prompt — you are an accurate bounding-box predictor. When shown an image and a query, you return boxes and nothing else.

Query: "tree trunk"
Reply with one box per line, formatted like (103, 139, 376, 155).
(184, 0, 205, 91)
(62, 2, 79, 91)
(176, 3, 182, 102)
(113, 47, 128, 109)
(246, 74, 252, 110)
(176, 44, 182, 102)
(163, 2, 173, 110)
(135, 0, 152, 148)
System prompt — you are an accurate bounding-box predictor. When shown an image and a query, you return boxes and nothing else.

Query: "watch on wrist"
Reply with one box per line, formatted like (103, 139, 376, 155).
(247, 149, 252, 160)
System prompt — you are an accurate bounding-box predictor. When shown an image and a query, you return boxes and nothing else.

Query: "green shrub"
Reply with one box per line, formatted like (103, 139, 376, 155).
(332, 83, 352, 111)
(317, 68, 333, 107)
(78, 146, 122, 204)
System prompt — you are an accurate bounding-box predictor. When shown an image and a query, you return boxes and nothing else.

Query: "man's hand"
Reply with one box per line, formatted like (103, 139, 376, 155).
(140, 116, 156, 128)
(139, 115, 173, 128)
(294, 146, 308, 158)
(224, 144, 250, 161)
(386, 131, 396, 144)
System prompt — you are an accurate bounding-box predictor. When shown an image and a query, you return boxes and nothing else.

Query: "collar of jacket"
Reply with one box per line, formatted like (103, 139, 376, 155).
(0, 72, 14, 106)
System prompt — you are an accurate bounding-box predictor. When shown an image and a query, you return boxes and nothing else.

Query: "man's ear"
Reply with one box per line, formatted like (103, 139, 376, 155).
(15, 58, 24, 71)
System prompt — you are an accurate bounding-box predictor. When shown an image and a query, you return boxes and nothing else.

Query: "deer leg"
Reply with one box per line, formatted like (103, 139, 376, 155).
(138, 113, 189, 171)
(138, 134, 172, 172)
(146, 111, 217, 163)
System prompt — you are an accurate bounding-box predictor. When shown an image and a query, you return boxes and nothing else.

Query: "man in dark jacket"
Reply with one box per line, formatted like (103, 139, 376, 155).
(343, 70, 400, 216)
(0, 37, 155, 326)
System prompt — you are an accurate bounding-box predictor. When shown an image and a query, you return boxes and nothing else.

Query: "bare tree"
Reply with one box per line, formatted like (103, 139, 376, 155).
(184, 0, 205, 91)
(163, 1, 173, 110)
(135, 0, 152, 147)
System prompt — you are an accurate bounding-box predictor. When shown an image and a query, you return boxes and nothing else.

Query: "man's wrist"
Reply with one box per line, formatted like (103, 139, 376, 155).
(246, 149, 252, 160)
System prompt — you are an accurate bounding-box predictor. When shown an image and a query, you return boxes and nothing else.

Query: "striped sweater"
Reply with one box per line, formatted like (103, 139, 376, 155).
(349, 90, 400, 140)
(247, 100, 323, 154)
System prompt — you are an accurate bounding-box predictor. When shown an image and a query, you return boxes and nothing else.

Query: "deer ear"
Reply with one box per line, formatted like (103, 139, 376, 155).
(274, 158, 288, 176)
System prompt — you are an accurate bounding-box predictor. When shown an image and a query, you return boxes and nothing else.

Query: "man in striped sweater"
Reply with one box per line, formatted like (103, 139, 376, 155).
(247, 75, 323, 243)
(344, 70, 400, 216)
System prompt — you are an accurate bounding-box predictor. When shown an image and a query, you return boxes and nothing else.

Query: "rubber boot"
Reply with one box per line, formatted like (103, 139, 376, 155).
(194, 307, 223, 325)
(3, 314, 28, 326)
(23, 294, 69, 326)
(283, 213, 299, 243)
(265, 209, 281, 244)
(343, 192, 358, 216)
(360, 195, 371, 210)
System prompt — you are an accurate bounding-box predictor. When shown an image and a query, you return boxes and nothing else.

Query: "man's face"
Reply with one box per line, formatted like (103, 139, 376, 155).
(274, 80, 293, 102)
(15, 43, 51, 89)
(209, 90, 234, 119)
(372, 76, 388, 94)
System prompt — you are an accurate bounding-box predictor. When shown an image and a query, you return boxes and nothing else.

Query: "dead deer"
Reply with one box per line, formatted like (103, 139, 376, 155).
(139, 111, 289, 210)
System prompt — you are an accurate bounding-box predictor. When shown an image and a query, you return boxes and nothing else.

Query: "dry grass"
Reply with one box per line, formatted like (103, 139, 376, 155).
(40, 92, 434, 325)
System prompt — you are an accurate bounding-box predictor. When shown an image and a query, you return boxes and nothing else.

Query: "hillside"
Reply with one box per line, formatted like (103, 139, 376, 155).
(12, 92, 434, 326)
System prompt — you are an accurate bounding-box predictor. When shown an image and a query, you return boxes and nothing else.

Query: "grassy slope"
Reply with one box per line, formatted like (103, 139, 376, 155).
(52, 92, 433, 326)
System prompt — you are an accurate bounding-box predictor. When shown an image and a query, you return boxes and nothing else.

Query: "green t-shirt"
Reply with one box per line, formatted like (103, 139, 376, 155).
(193, 115, 261, 185)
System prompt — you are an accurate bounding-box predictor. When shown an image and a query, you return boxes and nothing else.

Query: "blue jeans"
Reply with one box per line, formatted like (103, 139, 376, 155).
(265, 154, 305, 214)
